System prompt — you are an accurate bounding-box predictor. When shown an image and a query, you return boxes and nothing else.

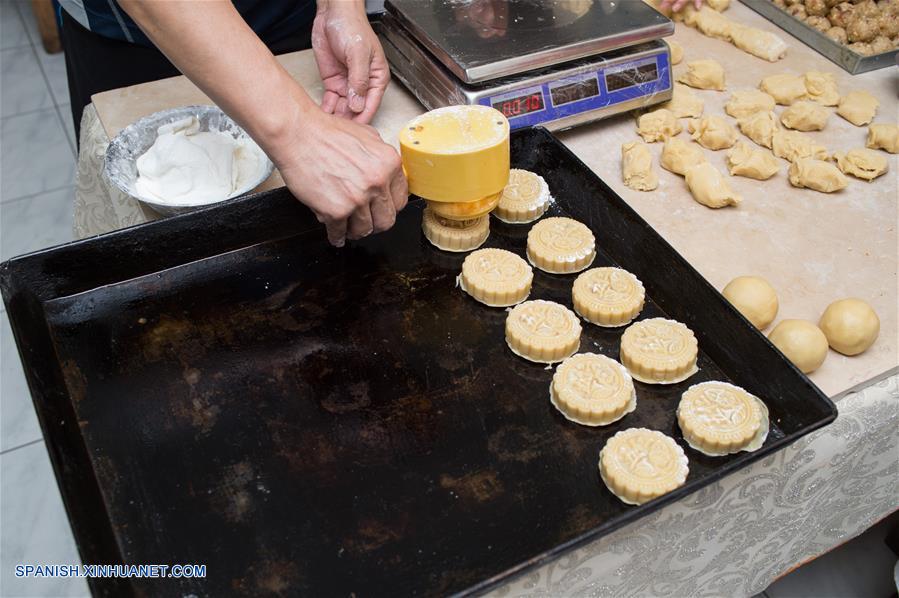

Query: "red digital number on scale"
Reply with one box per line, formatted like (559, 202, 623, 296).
(496, 93, 543, 117)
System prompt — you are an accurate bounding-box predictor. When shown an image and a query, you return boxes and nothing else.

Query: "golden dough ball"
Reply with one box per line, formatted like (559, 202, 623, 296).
(768, 320, 829, 374)
(879, 13, 899, 37)
(855, 0, 880, 17)
(774, 0, 787, 7)
(848, 41, 875, 54)
(828, 2, 856, 27)
(807, 15, 832, 30)
(847, 15, 880, 41)
(818, 298, 880, 355)
(722, 276, 779, 330)
(806, 0, 829, 15)
(870, 34, 893, 52)
(826, 25, 849, 43)
(787, 4, 808, 18)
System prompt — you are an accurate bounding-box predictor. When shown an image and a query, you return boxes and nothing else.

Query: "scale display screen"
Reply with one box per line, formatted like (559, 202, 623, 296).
(491, 92, 545, 118)
(605, 63, 659, 92)
(549, 77, 600, 107)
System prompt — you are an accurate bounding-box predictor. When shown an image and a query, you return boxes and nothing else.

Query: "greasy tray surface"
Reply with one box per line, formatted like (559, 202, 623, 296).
(0, 129, 835, 597)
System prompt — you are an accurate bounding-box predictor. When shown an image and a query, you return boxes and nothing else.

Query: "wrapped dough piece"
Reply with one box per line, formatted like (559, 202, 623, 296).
(678, 60, 726, 91)
(685, 163, 742, 208)
(725, 89, 776, 119)
(803, 71, 840, 106)
(738, 111, 779, 149)
(636, 109, 683, 142)
(772, 130, 829, 162)
(621, 141, 659, 191)
(788, 158, 848, 192)
(726, 141, 780, 180)
(837, 90, 879, 126)
(780, 101, 831, 131)
(660, 83, 704, 118)
(661, 137, 707, 176)
(684, 7, 733, 40)
(866, 123, 899, 153)
(669, 39, 684, 65)
(730, 25, 789, 62)
(833, 148, 889, 181)
(688, 116, 738, 150)
(759, 73, 807, 105)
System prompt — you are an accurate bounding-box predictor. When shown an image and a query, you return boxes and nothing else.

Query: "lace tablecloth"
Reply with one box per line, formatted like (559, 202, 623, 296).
(73, 103, 898, 597)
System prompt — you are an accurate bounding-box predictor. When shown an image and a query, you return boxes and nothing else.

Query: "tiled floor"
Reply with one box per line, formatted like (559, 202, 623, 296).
(0, 2, 896, 597)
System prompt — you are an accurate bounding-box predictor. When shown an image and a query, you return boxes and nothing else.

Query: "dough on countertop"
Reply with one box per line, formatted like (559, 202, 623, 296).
(726, 141, 780, 180)
(599, 428, 689, 505)
(767, 320, 828, 374)
(685, 162, 742, 208)
(803, 71, 840, 106)
(661, 137, 707, 176)
(685, 6, 733, 40)
(669, 39, 684, 65)
(688, 115, 738, 150)
(780, 101, 831, 131)
(660, 83, 704, 118)
(621, 141, 659, 191)
(722, 276, 779, 329)
(738, 110, 780, 149)
(759, 73, 807, 105)
(730, 24, 789, 62)
(836, 90, 879, 126)
(866, 123, 899, 153)
(677, 59, 726, 91)
(707, 0, 730, 11)
(833, 148, 889, 181)
(818, 298, 880, 356)
(788, 158, 848, 192)
(725, 89, 776, 119)
(636, 108, 683, 142)
(772, 129, 829, 162)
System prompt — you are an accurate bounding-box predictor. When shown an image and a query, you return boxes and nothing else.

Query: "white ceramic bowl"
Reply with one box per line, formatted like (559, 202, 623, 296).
(103, 105, 274, 216)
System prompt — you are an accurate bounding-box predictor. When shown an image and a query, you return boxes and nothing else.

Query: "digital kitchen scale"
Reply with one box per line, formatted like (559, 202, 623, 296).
(379, 0, 675, 131)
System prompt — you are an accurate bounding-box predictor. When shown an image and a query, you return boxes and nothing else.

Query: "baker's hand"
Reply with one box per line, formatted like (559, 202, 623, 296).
(276, 110, 407, 247)
(659, 0, 704, 11)
(312, 0, 389, 124)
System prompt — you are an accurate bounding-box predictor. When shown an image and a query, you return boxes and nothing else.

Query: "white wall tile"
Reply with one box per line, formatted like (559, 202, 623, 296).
(0, 441, 90, 598)
(1, 108, 74, 201)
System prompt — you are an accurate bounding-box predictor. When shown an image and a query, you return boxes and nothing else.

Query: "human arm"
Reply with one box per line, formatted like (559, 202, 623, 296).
(118, 0, 407, 246)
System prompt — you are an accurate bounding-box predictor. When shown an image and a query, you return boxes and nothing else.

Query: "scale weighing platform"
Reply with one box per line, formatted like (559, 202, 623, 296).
(379, 0, 675, 131)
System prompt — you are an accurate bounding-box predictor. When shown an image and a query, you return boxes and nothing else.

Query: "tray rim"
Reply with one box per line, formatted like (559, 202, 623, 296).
(0, 127, 837, 597)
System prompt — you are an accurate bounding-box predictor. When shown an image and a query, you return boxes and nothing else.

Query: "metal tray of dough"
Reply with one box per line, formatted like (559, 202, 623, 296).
(1, 127, 836, 597)
(741, 0, 899, 74)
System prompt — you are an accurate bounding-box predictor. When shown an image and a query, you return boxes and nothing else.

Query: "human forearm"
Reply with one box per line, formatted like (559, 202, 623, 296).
(118, 0, 315, 165)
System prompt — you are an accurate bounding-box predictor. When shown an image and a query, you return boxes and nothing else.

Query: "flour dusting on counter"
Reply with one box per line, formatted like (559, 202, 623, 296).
(134, 116, 267, 205)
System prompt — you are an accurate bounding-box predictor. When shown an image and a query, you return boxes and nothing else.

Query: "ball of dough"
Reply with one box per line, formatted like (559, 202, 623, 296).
(807, 0, 829, 16)
(826, 26, 849, 44)
(847, 13, 879, 41)
(768, 320, 829, 374)
(828, 2, 855, 28)
(722, 276, 779, 329)
(806, 15, 831, 31)
(818, 298, 880, 355)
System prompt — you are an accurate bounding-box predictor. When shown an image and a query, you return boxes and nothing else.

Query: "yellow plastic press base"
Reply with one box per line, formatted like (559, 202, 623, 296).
(400, 105, 510, 208)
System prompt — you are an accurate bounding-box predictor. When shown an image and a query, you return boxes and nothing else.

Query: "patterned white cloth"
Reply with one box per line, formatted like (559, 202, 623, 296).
(74, 104, 899, 597)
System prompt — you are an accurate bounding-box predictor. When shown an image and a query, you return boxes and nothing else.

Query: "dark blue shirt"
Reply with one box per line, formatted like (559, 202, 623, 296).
(59, 0, 316, 47)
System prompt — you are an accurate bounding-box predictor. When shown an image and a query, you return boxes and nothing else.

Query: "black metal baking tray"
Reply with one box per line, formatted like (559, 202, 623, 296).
(741, 0, 899, 74)
(1, 127, 836, 597)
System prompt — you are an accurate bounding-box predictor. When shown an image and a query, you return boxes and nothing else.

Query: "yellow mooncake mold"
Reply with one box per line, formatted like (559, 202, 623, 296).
(505, 300, 581, 364)
(620, 318, 699, 384)
(550, 353, 636, 426)
(421, 207, 489, 252)
(526, 217, 596, 274)
(677, 381, 769, 456)
(599, 428, 689, 505)
(572, 267, 645, 327)
(459, 248, 533, 307)
(493, 169, 551, 224)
